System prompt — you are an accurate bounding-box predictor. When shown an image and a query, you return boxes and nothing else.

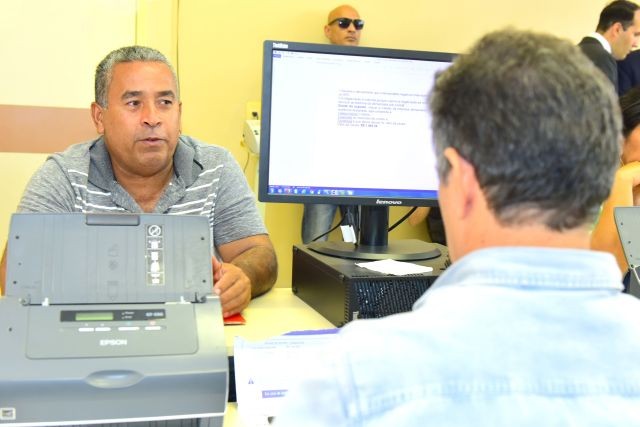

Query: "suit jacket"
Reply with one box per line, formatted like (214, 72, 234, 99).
(578, 36, 618, 90)
(618, 49, 640, 96)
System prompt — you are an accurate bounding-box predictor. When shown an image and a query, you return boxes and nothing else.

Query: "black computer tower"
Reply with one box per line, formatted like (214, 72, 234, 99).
(292, 243, 449, 326)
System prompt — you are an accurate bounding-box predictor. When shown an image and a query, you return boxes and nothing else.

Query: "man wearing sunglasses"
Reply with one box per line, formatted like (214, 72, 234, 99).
(301, 5, 364, 244)
(324, 4, 363, 46)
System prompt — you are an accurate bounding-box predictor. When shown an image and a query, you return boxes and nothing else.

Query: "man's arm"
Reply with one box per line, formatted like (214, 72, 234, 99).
(213, 234, 277, 316)
(408, 207, 430, 226)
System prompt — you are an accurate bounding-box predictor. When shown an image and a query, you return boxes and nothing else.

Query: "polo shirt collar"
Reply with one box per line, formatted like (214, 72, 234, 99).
(88, 135, 202, 191)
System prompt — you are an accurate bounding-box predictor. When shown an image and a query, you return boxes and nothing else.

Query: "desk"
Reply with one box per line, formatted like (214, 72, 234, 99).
(224, 287, 334, 354)
(223, 288, 334, 427)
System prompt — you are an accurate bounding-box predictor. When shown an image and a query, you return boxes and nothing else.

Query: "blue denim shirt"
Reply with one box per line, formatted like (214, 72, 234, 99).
(275, 247, 640, 426)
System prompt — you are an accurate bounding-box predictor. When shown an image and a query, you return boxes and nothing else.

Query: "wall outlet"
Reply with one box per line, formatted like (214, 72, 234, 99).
(246, 101, 261, 120)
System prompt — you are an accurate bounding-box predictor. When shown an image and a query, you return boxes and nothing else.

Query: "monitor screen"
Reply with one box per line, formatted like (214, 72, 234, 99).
(259, 40, 455, 260)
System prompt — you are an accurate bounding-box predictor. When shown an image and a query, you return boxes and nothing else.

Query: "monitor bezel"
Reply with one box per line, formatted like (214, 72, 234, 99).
(258, 40, 456, 208)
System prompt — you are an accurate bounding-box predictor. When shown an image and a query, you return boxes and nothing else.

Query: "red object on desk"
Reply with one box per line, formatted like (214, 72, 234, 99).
(223, 313, 246, 325)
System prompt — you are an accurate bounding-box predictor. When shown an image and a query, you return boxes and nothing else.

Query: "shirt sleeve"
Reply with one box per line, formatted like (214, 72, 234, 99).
(17, 156, 78, 213)
(212, 149, 267, 246)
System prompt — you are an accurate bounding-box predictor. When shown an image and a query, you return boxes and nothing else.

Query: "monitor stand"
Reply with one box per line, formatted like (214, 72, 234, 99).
(306, 205, 442, 261)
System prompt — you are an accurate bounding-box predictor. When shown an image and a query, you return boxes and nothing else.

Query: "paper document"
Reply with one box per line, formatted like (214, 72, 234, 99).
(356, 258, 433, 275)
(234, 329, 338, 426)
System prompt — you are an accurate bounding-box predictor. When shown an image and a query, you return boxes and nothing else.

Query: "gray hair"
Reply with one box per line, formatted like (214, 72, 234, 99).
(430, 29, 622, 230)
(94, 46, 179, 108)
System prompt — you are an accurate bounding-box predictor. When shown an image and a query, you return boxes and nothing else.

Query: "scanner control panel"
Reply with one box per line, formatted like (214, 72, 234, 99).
(25, 304, 199, 359)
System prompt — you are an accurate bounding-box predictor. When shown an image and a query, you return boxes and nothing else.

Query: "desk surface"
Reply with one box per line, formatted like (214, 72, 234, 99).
(224, 287, 334, 354)
(223, 287, 334, 427)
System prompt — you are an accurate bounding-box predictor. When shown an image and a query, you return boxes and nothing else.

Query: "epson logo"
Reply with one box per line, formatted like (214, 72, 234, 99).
(273, 42, 289, 49)
(376, 199, 403, 205)
(100, 339, 128, 347)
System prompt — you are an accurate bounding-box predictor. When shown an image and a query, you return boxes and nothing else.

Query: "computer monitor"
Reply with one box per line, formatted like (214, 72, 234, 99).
(259, 40, 455, 260)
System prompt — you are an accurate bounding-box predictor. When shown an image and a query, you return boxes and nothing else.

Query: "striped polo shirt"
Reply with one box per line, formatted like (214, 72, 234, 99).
(17, 135, 267, 247)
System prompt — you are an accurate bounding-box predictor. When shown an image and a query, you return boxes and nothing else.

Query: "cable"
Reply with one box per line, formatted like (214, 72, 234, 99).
(310, 210, 353, 242)
(310, 222, 342, 242)
(388, 206, 418, 232)
(242, 149, 250, 172)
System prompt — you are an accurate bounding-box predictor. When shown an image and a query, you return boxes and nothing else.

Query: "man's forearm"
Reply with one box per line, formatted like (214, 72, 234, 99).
(230, 244, 278, 298)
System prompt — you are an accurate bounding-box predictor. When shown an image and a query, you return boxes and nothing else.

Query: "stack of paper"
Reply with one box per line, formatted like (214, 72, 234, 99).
(233, 329, 338, 426)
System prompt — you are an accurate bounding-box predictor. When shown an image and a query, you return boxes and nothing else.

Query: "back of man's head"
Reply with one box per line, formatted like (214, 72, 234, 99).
(431, 29, 621, 231)
(597, 0, 639, 32)
(95, 45, 179, 108)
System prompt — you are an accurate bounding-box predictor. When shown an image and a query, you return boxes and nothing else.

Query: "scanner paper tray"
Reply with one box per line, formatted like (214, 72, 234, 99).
(4, 213, 214, 305)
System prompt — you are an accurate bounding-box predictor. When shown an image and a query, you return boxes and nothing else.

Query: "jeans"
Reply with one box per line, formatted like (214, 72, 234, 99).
(301, 204, 359, 243)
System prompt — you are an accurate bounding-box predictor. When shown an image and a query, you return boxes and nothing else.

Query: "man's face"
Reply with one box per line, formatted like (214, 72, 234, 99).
(612, 11, 640, 60)
(91, 61, 181, 179)
(324, 6, 362, 46)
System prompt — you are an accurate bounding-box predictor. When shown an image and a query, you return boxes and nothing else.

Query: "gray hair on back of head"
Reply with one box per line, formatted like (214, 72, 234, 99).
(430, 29, 622, 231)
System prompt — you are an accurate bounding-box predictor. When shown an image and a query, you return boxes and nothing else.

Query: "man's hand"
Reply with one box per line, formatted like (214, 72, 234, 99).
(616, 161, 640, 204)
(617, 161, 640, 187)
(212, 256, 252, 317)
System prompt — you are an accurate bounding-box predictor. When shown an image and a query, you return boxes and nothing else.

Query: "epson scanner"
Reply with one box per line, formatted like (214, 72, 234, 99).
(0, 213, 228, 427)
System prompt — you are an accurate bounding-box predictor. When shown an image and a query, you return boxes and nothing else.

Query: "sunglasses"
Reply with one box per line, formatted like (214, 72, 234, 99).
(329, 17, 365, 30)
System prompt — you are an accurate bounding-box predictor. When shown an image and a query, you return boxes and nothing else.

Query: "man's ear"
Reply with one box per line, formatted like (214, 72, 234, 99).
(443, 147, 480, 218)
(324, 25, 331, 40)
(90, 102, 105, 134)
(612, 21, 624, 37)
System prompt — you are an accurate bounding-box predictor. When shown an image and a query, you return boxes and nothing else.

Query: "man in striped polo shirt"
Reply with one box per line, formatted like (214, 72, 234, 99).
(0, 46, 277, 317)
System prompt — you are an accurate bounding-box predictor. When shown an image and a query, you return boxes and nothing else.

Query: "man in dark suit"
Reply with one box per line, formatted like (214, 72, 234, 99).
(579, 0, 640, 90)
(618, 49, 640, 95)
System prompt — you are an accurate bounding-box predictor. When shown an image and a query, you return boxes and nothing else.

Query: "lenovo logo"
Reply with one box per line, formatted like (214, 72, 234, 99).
(375, 199, 402, 205)
(99, 339, 128, 346)
(273, 42, 289, 49)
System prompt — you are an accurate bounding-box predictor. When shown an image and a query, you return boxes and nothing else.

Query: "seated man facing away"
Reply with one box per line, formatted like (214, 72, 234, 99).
(274, 29, 640, 426)
(0, 46, 277, 316)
